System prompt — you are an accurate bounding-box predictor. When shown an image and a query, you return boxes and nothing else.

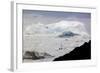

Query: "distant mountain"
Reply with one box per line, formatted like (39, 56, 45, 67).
(54, 40, 91, 61)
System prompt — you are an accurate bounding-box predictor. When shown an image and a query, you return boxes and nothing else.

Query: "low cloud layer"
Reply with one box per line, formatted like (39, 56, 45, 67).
(24, 20, 87, 36)
(23, 10, 91, 34)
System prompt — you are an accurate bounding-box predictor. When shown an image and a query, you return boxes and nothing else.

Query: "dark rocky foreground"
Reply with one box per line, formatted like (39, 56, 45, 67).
(23, 51, 54, 60)
(54, 40, 91, 61)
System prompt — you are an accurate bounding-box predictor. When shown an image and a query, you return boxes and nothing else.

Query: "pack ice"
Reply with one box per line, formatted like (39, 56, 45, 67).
(23, 20, 90, 62)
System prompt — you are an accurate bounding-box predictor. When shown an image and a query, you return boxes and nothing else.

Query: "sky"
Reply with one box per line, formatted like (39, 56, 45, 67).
(22, 10, 91, 34)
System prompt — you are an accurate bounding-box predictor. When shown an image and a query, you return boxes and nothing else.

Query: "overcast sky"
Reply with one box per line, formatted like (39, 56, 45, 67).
(22, 10, 91, 34)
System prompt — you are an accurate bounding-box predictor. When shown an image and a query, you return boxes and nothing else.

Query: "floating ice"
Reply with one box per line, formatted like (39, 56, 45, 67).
(23, 20, 90, 62)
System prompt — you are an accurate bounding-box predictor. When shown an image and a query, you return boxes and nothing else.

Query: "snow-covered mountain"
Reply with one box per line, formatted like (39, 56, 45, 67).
(23, 20, 90, 62)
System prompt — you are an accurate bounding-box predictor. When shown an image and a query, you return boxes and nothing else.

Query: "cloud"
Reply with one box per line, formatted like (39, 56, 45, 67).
(24, 20, 88, 36)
